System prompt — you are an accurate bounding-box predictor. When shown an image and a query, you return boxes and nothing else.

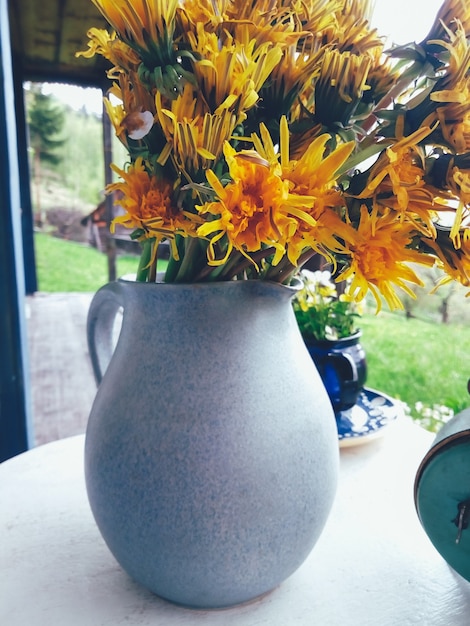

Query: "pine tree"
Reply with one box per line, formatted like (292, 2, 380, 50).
(26, 85, 66, 224)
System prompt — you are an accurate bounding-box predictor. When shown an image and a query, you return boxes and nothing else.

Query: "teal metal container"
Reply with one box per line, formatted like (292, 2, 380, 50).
(415, 408, 470, 581)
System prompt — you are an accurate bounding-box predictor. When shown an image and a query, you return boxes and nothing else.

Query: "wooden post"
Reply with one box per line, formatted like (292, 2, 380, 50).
(0, 0, 34, 460)
(12, 53, 37, 294)
(102, 94, 116, 282)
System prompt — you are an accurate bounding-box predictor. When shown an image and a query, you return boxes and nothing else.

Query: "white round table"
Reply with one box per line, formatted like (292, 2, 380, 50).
(1, 417, 470, 625)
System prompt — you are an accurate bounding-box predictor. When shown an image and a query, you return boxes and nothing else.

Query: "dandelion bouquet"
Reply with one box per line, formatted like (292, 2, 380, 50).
(79, 0, 470, 310)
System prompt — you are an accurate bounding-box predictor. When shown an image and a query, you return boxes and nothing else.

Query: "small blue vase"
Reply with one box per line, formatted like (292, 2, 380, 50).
(304, 332, 367, 414)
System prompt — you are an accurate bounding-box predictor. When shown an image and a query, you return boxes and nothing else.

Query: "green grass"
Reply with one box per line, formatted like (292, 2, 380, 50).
(34, 232, 163, 292)
(33, 232, 470, 429)
(359, 311, 470, 428)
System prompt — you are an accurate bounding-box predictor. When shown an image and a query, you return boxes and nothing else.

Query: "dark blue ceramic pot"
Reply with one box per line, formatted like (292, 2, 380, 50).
(85, 278, 339, 609)
(304, 331, 367, 414)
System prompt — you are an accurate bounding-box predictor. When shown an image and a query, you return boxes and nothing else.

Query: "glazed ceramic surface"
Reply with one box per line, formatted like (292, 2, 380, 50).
(336, 387, 401, 447)
(415, 408, 470, 582)
(305, 332, 367, 413)
(85, 278, 339, 609)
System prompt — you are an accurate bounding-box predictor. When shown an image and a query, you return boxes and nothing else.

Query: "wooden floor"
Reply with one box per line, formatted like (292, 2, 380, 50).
(25, 292, 97, 447)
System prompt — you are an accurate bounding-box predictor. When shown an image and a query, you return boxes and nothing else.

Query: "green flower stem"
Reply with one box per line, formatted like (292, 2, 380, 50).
(148, 255, 157, 282)
(264, 263, 296, 284)
(214, 248, 276, 281)
(135, 239, 153, 282)
(173, 237, 207, 283)
(164, 236, 185, 282)
(193, 255, 236, 282)
(215, 251, 250, 280)
(265, 249, 321, 284)
(164, 255, 181, 282)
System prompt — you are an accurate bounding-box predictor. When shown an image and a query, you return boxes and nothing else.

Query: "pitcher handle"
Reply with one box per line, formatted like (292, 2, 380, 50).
(87, 282, 124, 386)
(327, 351, 358, 408)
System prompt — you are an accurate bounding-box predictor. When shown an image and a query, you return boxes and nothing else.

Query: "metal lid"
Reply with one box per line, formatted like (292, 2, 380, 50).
(414, 414, 470, 581)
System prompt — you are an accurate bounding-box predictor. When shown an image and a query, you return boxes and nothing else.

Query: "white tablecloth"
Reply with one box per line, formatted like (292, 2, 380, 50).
(1, 417, 469, 625)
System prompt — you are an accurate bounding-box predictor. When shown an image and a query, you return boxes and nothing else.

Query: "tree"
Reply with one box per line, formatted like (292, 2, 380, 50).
(26, 85, 66, 224)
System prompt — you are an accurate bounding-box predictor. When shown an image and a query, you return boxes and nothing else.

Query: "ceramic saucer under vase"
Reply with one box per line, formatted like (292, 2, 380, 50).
(336, 387, 403, 448)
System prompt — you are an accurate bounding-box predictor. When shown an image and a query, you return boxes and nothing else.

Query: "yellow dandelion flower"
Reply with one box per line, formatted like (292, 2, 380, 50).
(220, 0, 342, 55)
(155, 85, 237, 175)
(252, 117, 355, 191)
(314, 49, 372, 127)
(362, 49, 401, 107)
(376, 187, 442, 239)
(90, 0, 178, 61)
(339, 205, 435, 311)
(76, 27, 140, 73)
(251, 118, 356, 266)
(350, 126, 438, 236)
(423, 0, 470, 43)
(224, 0, 308, 47)
(331, 0, 384, 56)
(263, 41, 323, 118)
(435, 98, 470, 154)
(293, 0, 341, 37)
(107, 157, 199, 258)
(76, 27, 116, 60)
(354, 127, 432, 200)
(281, 131, 355, 198)
(286, 207, 356, 270)
(425, 229, 470, 290)
(443, 167, 470, 247)
(103, 98, 127, 145)
(88, 1, 198, 100)
(196, 143, 293, 267)
(426, 22, 470, 152)
(176, 0, 226, 33)
(185, 26, 282, 124)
